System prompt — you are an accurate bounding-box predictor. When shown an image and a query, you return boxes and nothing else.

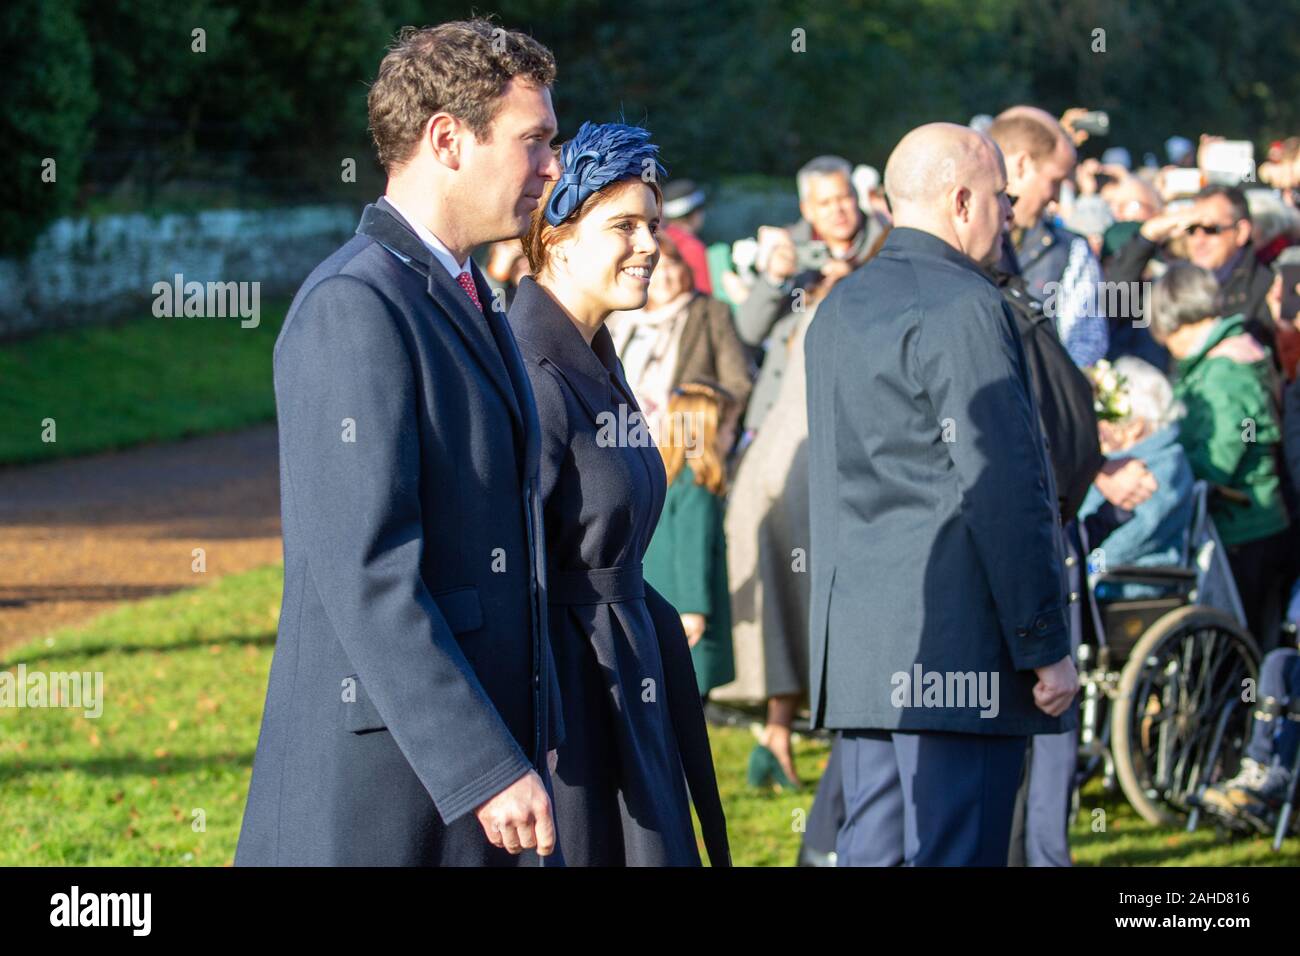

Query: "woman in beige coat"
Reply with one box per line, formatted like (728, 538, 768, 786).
(715, 305, 815, 787)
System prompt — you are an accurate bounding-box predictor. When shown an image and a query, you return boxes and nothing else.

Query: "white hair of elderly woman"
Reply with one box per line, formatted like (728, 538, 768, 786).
(1113, 356, 1185, 429)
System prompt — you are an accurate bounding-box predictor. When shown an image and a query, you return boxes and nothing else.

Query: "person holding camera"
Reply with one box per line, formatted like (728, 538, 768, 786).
(734, 155, 886, 440)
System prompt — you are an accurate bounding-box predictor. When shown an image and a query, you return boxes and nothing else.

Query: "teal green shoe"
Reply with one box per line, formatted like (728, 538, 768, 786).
(747, 743, 799, 791)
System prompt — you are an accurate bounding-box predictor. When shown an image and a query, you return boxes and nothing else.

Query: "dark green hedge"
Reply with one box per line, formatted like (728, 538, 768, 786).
(5, 0, 1300, 256)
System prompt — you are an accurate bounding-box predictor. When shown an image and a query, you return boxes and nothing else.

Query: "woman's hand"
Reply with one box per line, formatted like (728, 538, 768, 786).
(1094, 456, 1158, 510)
(680, 613, 706, 648)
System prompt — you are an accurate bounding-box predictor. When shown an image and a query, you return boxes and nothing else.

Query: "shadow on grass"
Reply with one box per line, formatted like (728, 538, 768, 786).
(0, 750, 254, 781)
(0, 584, 187, 609)
(1, 631, 276, 666)
(1076, 831, 1288, 865)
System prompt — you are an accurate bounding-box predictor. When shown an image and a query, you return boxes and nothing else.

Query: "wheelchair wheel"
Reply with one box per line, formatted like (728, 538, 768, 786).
(1111, 605, 1260, 827)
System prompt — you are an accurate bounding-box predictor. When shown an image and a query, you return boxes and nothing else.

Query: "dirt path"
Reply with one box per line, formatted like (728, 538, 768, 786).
(0, 426, 281, 657)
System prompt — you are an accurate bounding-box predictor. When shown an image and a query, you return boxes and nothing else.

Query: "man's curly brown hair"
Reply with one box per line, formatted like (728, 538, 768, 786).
(367, 19, 556, 173)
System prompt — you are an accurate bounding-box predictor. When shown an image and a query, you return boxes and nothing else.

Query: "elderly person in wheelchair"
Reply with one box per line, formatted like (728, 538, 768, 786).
(1078, 357, 1195, 594)
(1078, 358, 1299, 839)
(1064, 270, 1297, 838)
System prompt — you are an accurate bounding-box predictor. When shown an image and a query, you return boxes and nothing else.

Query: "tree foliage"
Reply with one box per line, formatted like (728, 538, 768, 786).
(7, 0, 1300, 255)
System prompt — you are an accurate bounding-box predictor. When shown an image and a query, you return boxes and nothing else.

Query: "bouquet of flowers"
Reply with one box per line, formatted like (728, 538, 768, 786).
(1087, 359, 1130, 422)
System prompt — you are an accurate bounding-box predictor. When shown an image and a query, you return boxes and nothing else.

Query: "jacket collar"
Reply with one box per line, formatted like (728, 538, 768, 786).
(357, 198, 522, 429)
(1178, 313, 1247, 377)
(1215, 246, 1248, 287)
(881, 226, 996, 288)
(1014, 215, 1065, 268)
(509, 276, 636, 420)
(1126, 422, 1180, 460)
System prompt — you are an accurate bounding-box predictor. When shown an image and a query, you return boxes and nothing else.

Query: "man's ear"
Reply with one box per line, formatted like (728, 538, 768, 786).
(1011, 150, 1031, 186)
(427, 113, 462, 171)
(1237, 218, 1253, 247)
(954, 185, 972, 223)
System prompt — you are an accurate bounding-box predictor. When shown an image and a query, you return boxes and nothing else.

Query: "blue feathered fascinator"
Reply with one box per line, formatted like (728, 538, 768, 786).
(544, 121, 668, 227)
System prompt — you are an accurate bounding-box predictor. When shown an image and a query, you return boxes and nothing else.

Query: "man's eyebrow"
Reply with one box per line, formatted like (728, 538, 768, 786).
(524, 123, 558, 137)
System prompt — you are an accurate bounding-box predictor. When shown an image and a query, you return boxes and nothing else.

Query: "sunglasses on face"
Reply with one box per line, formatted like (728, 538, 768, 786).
(1187, 221, 1239, 236)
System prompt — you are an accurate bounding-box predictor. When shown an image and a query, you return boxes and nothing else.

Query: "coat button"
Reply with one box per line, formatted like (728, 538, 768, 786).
(1036, 619, 1047, 631)
(1065, 554, 1077, 567)
(1069, 591, 1080, 603)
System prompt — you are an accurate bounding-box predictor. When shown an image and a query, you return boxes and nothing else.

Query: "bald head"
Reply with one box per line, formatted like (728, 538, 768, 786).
(883, 122, 1011, 267)
(884, 122, 1001, 209)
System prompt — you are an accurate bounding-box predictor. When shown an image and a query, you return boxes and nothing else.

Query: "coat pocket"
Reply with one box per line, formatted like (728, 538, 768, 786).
(340, 586, 485, 734)
(429, 585, 484, 635)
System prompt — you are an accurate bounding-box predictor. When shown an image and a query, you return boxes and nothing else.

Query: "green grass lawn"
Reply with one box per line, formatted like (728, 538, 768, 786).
(1, 563, 1296, 866)
(0, 303, 287, 466)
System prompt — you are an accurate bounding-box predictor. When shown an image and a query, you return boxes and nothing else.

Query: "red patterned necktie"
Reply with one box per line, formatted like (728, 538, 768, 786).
(456, 270, 484, 314)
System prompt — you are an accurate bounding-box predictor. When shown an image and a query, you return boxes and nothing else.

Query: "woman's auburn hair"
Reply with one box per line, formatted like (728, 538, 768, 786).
(659, 382, 732, 496)
(523, 163, 663, 275)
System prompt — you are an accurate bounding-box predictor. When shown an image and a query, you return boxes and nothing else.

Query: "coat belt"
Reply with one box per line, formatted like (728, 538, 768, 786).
(546, 564, 645, 605)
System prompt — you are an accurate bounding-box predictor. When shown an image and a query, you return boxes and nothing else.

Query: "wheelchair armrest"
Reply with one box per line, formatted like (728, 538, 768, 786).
(1093, 565, 1196, 597)
(1099, 565, 1196, 582)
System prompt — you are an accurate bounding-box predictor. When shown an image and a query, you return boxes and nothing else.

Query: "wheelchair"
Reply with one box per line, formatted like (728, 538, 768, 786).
(1074, 480, 1293, 842)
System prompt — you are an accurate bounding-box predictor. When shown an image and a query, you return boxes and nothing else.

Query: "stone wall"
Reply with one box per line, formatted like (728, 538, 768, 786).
(0, 205, 358, 339)
(0, 180, 802, 340)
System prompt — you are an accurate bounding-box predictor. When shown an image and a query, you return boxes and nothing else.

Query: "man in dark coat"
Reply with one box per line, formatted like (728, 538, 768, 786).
(236, 21, 567, 866)
(805, 122, 1080, 866)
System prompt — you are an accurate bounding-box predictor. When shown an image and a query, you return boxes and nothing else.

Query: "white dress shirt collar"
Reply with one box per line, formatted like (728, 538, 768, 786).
(384, 195, 473, 280)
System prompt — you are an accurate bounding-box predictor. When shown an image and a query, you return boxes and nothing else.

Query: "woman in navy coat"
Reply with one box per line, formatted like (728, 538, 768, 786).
(507, 123, 729, 866)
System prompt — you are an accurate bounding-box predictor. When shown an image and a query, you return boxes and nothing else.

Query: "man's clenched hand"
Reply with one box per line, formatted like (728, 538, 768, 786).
(474, 769, 555, 856)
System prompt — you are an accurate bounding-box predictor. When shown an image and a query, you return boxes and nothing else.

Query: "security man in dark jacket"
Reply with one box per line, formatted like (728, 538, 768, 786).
(806, 123, 1080, 866)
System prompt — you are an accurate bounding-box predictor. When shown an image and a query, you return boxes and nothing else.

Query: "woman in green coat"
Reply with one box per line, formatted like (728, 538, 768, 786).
(1151, 263, 1291, 651)
(644, 382, 737, 698)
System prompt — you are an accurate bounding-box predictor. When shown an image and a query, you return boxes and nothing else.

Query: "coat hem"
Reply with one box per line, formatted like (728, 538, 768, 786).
(820, 712, 1074, 736)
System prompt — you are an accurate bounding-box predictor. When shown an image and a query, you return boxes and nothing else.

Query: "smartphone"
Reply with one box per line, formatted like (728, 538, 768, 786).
(1281, 263, 1300, 321)
(1201, 140, 1256, 186)
(1163, 168, 1204, 197)
(1074, 110, 1110, 137)
(754, 226, 786, 274)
